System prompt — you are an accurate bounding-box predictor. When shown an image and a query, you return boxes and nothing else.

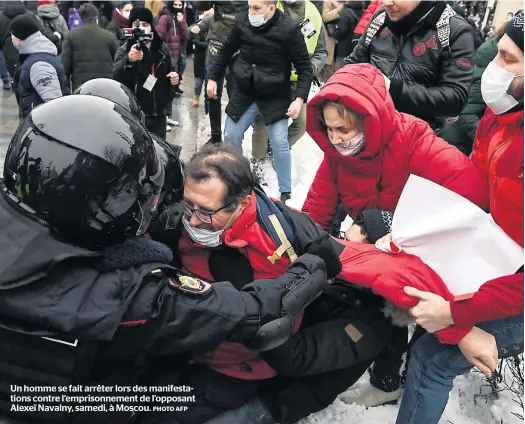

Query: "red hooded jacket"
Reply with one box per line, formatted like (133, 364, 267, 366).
(449, 109, 524, 328)
(302, 64, 490, 229)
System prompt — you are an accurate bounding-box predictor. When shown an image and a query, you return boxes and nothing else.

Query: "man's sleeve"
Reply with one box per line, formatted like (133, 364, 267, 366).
(288, 24, 313, 101)
(113, 44, 134, 87)
(128, 254, 328, 356)
(311, 25, 328, 76)
(29, 61, 63, 102)
(207, 20, 241, 82)
(61, 35, 72, 79)
(388, 22, 475, 118)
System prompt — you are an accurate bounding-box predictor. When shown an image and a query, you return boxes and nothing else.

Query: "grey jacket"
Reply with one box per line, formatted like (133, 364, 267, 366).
(37, 4, 68, 36)
(19, 32, 63, 102)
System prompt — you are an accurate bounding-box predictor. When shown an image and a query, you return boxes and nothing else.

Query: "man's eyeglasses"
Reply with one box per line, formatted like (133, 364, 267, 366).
(183, 199, 232, 224)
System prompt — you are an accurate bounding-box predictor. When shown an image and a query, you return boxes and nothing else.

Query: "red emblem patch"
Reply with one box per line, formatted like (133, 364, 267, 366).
(456, 59, 472, 70)
(413, 42, 426, 56)
(380, 28, 391, 39)
(425, 35, 438, 50)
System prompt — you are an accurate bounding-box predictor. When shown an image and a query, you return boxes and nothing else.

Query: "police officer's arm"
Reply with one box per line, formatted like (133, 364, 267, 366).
(206, 18, 242, 82)
(388, 24, 475, 118)
(287, 23, 313, 101)
(311, 25, 328, 76)
(124, 254, 328, 356)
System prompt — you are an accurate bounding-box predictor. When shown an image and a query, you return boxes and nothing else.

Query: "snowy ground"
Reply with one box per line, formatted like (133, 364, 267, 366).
(192, 110, 523, 424)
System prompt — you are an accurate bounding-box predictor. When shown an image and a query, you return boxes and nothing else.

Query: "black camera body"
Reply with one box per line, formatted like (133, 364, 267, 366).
(123, 20, 154, 51)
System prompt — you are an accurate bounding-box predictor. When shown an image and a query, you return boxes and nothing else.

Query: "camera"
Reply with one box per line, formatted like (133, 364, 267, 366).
(123, 20, 154, 51)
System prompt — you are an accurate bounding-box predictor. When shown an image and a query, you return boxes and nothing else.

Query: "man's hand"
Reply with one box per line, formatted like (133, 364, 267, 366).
(191, 25, 201, 35)
(128, 45, 144, 62)
(177, 12, 184, 22)
(304, 233, 342, 280)
(287, 98, 304, 120)
(404, 287, 454, 333)
(167, 72, 180, 86)
(458, 326, 498, 377)
(382, 73, 391, 91)
(207, 79, 218, 99)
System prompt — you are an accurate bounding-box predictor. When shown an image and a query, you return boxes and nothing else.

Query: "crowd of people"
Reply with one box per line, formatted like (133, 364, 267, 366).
(0, 1, 523, 424)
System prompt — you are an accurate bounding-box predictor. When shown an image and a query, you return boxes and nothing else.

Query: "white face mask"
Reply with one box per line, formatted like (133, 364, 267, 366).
(284, 0, 299, 3)
(122, 11, 130, 19)
(182, 211, 236, 248)
(481, 61, 524, 115)
(331, 132, 365, 156)
(249, 6, 270, 27)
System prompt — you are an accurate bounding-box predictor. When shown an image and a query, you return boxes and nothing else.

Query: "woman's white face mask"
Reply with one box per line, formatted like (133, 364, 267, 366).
(330, 132, 366, 156)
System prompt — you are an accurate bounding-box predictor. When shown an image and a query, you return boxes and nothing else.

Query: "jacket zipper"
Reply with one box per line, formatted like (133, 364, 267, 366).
(487, 135, 513, 215)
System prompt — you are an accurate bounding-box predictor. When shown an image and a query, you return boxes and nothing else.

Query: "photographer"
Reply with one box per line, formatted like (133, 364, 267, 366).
(113, 7, 179, 140)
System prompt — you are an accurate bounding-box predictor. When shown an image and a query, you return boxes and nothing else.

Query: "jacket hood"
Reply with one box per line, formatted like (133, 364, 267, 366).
(111, 7, 129, 27)
(2, 1, 27, 18)
(37, 3, 59, 19)
(19, 31, 57, 56)
(306, 64, 399, 161)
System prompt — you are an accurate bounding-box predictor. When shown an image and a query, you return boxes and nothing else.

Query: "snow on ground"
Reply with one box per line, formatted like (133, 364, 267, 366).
(193, 109, 522, 424)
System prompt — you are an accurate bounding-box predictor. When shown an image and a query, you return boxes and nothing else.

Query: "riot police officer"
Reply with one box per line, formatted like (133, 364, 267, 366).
(0, 95, 329, 424)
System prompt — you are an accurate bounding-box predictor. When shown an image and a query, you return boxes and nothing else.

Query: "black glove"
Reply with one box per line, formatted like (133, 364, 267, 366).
(304, 233, 342, 279)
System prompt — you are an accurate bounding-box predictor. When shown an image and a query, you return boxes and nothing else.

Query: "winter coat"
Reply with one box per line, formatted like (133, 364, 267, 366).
(346, 2, 476, 129)
(12, 31, 69, 118)
(207, 9, 313, 126)
(0, 2, 37, 76)
(333, 2, 363, 59)
(322, 0, 342, 64)
(449, 108, 524, 330)
(37, 3, 69, 39)
(61, 22, 119, 90)
(156, 7, 189, 65)
(302, 64, 490, 230)
(440, 38, 498, 155)
(105, 8, 130, 44)
(193, 0, 248, 41)
(191, 15, 212, 80)
(113, 35, 175, 117)
(0, 189, 322, 424)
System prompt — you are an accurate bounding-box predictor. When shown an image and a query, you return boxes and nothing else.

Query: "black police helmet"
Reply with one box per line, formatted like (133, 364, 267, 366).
(2, 95, 164, 250)
(73, 78, 143, 123)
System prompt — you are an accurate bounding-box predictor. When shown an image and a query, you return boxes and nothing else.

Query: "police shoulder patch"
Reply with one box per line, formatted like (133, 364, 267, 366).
(169, 275, 212, 297)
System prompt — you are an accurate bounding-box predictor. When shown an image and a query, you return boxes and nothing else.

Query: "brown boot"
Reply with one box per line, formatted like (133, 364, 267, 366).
(192, 96, 200, 107)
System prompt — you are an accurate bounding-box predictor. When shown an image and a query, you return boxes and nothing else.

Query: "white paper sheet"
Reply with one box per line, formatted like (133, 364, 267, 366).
(390, 175, 524, 296)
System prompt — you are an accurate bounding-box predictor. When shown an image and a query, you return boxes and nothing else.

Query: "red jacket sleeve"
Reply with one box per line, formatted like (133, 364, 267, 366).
(302, 155, 340, 230)
(337, 241, 472, 344)
(450, 273, 524, 328)
(404, 120, 490, 211)
(471, 109, 496, 175)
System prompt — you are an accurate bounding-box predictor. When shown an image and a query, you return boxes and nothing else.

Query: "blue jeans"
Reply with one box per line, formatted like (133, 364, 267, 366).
(396, 314, 524, 424)
(224, 103, 291, 193)
(0, 49, 10, 83)
(205, 396, 274, 424)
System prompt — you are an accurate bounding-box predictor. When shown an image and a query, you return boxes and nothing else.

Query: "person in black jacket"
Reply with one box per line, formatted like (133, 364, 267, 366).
(333, 0, 364, 62)
(61, 3, 119, 90)
(207, 0, 313, 203)
(105, 1, 133, 44)
(193, 0, 248, 144)
(0, 95, 331, 424)
(113, 7, 179, 140)
(190, 14, 213, 107)
(346, 0, 476, 132)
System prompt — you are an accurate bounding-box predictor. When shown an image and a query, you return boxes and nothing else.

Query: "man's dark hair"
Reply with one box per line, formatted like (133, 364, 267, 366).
(78, 3, 98, 23)
(185, 145, 255, 211)
(352, 214, 369, 242)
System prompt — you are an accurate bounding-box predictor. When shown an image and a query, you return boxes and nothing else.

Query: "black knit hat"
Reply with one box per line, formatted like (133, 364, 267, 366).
(11, 15, 39, 40)
(505, 11, 524, 52)
(358, 209, 393, 244)
(129, 7, 154, 26)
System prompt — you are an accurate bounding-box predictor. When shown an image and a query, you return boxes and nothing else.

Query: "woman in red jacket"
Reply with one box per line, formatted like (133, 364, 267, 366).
(303, 63, 489, 229)
(302, 62, 490, 407)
